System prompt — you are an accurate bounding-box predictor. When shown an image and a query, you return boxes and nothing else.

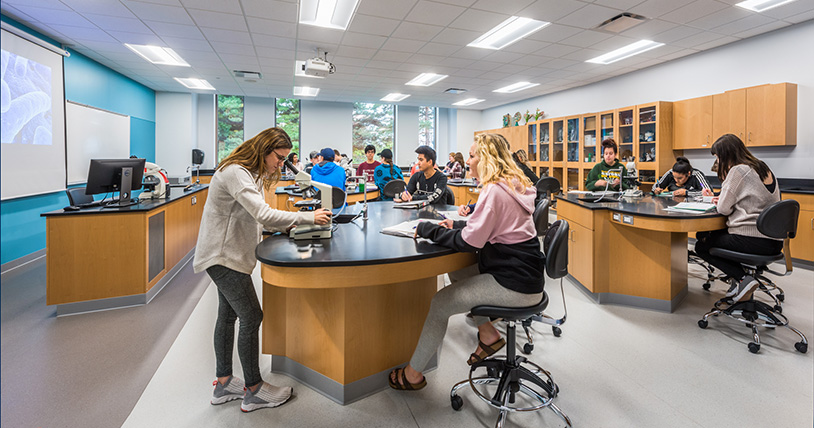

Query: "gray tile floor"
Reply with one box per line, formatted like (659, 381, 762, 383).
(122, 262, 814, 428)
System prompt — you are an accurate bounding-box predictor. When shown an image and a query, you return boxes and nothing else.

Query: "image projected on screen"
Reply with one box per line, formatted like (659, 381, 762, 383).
(1, 49, 53, 145)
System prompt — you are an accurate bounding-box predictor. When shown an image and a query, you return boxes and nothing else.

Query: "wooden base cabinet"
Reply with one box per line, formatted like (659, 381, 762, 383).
(782, 193, 814, 263)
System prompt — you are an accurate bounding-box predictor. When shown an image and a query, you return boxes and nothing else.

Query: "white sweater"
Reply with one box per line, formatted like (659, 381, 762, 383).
(193, 164, 315, 274)
(716, 164, 780, 240)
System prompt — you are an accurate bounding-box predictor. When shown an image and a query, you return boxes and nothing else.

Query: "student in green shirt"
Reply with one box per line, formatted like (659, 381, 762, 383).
(585, 138, 629, 191)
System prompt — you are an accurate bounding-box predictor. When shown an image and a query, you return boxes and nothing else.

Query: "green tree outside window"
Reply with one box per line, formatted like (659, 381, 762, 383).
(275, 98, 300, 157)
(216, 95, 244, 164)
(418, 106, 436, 148)
(352, 102, 394, 162)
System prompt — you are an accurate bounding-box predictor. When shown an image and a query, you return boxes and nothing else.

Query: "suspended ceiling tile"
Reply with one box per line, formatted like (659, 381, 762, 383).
(145, 21, 205, 39)
(371, 50, 413, 62)
(525, 23, 583, 44)
(558, 3, 625, 29)
(733, 20, 790, 39)
(517, 0, 586, 23)
(122, 1, 194, 24)
(340, 31, 388, 49)
(559, 29, 614, 48)
(652, 25, 702, 43)
(356, 0, 419, 20)
(181, 0, 242, 15)
(618, 19, 678, 39)
(448, 8, 510, 32)
(107, 30, 166, 45)
(686, 7, 752, 31)
(659, 0, 729, 26)
(241, 0, 298, 21)
(629, 0, 689, 19)
(245, 17, 297, 38)
(346, 14, 400, 37)
(188, 10, 248, 31)
(391, 21, 446, 41)
(431, 27, 482, 45)
(404, 1, 467, 27)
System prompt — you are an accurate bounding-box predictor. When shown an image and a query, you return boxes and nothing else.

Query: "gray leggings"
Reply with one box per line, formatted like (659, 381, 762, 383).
(409, 264, 543, 372)
(206, 265, 264, 388)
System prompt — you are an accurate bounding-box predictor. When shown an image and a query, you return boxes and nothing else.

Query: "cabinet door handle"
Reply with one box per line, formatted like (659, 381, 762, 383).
(749, 131, 752, 142)
(810, 217, 813, 230)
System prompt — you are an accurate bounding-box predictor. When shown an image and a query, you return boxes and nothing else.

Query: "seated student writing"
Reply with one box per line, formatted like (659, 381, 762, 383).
(448, 152, 466, 179)
(395, 146, 448, 205)
(310, 148, 346, 190)
(355, 144, 381, 184)
(388, 132, 543, 391)
(373, 149, 403, 201)
(694, 134, 782, 302)
(584, 138, 630, 191)
(653, 156, 713, 196)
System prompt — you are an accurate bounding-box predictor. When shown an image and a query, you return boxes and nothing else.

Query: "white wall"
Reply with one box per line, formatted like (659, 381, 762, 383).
(481, 21, 814, 179)
(156, 92, 193, 176)
(456, 109, 482, 154)
(244, 96, 276, 142)
(195, 94, 215, 169)
(300, 100, 353, 161)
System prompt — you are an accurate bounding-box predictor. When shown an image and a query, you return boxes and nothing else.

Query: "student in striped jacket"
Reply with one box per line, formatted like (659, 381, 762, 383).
(653, 156, 714, 197)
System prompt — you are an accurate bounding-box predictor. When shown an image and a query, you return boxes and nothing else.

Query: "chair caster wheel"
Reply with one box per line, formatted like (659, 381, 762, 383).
(451, 395, 463, 411)
(698, 319, 708, 329)
(702, 283, 711, 290)
(523, 343, 533, 354)
(795, 342, 808, 353)
(748, 343, 760, 354)
(552, 326, 562, 337)
(774, 304, 782, 313)
(777, 294, 785, 302)
(487, 367, 500, 378)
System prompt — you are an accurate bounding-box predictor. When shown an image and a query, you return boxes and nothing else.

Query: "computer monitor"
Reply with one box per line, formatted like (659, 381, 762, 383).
(85, 158, 145, 207)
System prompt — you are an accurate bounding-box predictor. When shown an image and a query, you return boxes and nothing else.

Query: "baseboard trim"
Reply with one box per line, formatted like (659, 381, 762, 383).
(567, 275, 687, 313)
(1, 249, 47, 279)
(55, 249, 196, 317)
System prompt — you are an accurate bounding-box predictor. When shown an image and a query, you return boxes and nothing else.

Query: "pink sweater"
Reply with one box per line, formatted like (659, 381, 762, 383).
(461, 180, 537, 248)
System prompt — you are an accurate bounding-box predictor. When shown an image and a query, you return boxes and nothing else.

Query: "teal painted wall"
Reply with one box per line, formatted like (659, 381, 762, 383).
(0, 16, 156, 265)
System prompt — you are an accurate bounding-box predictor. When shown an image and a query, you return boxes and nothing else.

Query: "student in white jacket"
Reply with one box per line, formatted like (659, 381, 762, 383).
(193, 127, 330, 412)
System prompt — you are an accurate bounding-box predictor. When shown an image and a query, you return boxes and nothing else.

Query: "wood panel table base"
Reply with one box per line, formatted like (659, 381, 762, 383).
(262, 278, 438, 404)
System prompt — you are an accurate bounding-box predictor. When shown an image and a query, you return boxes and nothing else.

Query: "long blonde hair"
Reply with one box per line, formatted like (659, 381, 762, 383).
(474, 133, 531, 190)
(513, 149, 531, 167)
(217, 127, 292, 190)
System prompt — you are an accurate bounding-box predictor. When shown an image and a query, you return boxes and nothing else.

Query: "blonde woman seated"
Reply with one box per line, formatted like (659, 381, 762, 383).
(389, 133, 544, 390)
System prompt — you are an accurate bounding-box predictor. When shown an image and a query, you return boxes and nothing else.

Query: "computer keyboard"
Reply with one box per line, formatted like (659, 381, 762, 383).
(77, 200, 103, 208)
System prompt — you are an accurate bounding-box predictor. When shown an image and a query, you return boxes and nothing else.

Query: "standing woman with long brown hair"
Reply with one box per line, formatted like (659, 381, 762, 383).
(694, 134, 782, 302)
(193, 128, 330, 412)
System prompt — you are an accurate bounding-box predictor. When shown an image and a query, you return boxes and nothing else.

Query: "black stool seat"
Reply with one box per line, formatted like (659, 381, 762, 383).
(709, 248, 783, 266)
(471, 293, 548, 321)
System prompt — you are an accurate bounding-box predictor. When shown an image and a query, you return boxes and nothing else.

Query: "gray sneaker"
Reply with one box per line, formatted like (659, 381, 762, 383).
(241, 381, 293, 412)
(211, 376, 245, 405)
(733, 276, 759, 302)
(725, 278, 739, 298)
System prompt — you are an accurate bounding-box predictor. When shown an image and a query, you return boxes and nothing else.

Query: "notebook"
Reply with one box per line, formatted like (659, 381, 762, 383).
(380, 219, 441, 238)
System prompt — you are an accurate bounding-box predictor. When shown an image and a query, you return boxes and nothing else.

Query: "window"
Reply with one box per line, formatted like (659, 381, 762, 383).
(275, 98, 301, 157)
(418, 106, 437, 148)
(352, 102, 394, 162)
(216, 95, 244, 164)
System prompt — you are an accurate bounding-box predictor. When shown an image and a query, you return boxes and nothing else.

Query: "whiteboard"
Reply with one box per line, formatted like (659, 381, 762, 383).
(66, 101, 130, 185)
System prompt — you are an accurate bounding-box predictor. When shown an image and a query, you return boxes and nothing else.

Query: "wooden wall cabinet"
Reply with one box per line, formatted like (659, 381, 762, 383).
(675, 83, 797, 149)
(745, 83, 797, 147)
(673, 95, 713, 150)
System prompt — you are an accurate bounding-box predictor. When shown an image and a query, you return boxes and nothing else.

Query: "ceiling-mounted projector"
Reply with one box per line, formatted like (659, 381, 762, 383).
(303, 58, 335, 77)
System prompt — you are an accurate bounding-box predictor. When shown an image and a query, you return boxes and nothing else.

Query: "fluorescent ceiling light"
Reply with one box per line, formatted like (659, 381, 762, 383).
(453, 98, 485, 106)
(294, 86, 320, 97)
(586, 40, 664, 64)
(493, 82, 539, 94)
(381, 93, 410, 102)
(405, 73, 448, 87)
(736, 0, 798, 12)
(125, 44, 189, 66)
(468, 16, 550, 50)
(174, 78, 215, 90)
(294, 61, 325, 79)
(299, 0, 360, 30)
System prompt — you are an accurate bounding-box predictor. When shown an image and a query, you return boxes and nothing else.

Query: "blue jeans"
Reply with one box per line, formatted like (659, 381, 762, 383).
(206, 265, 263, 388)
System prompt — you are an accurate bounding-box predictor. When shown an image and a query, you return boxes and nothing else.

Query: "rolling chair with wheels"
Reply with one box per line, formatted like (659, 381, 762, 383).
(381, 179, 406, 200)
(697, 200, 807, 354)
(450, 220, 571, 428)
(520, 198, 567, 355)
(534, 176, 560, 209)
(66, 188, 93, 206)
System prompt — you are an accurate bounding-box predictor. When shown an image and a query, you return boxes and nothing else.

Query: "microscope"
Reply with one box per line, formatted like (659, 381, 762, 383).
(284, 160, 333, 240)
(139, 162, 168, 199)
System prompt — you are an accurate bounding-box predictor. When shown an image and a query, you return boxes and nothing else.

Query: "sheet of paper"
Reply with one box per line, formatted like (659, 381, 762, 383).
(437, 210, 468, 221)
(380, 219, 441, 238)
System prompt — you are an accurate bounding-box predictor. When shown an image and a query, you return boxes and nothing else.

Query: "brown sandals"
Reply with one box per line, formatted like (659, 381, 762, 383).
(468, 337, 506, 365)
(388, 367, 427, 391)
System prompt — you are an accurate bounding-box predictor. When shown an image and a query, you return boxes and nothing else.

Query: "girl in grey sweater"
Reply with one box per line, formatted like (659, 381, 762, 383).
(694, 134, 782, 302)
(193, 128, 330, 412)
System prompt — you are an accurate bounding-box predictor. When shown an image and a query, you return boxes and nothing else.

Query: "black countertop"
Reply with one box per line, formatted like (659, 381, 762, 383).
(256, 202, 458, 267)
(704, 175, 814, 195)
(42, 185, 209, 217)
(556, 193, 723, 219)
(447, 179, 479, 188)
